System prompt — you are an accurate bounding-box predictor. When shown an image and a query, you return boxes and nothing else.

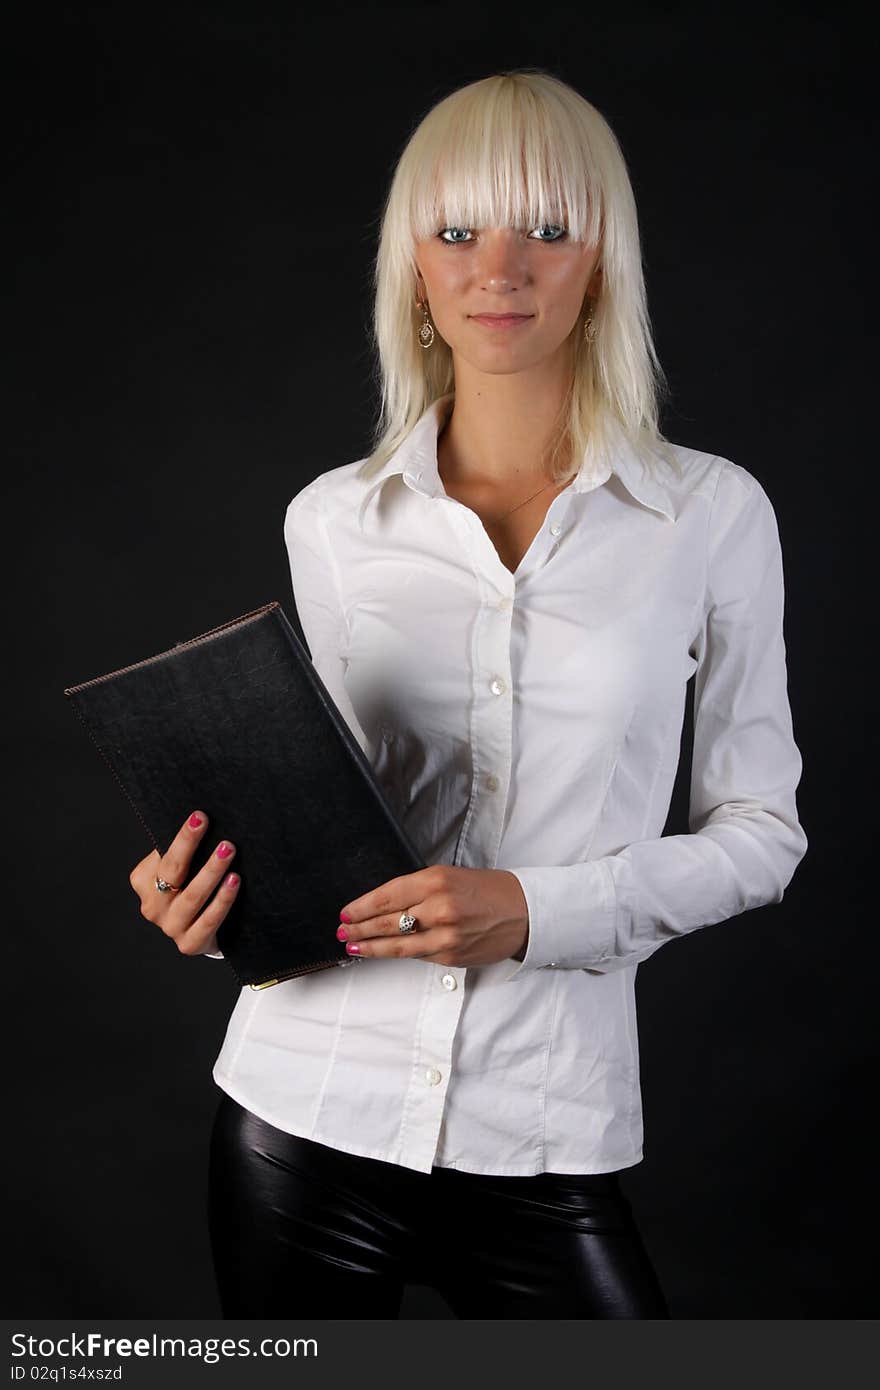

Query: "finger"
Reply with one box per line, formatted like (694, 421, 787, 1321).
(338, 866, 445, 929)
(177, 867, 241, 955)
(154, 809, 212, 892)
(342, 887, 441, 955)
(129, 849, 159, 901)
(339, 886, 449, 944)
(173, 837, 238, 920)
(344, 924, 452, 961)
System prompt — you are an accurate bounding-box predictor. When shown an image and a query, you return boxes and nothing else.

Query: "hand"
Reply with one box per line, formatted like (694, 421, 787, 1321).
(128, 810, 241, 957)
(336, 865, 529, 967)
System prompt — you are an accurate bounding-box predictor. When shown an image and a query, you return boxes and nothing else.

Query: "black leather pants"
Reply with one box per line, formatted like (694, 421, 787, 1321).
(208, 1093, 670, 1319)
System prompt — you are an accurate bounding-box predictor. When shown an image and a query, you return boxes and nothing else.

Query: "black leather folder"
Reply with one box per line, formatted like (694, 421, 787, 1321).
(63, 600, 427, 989)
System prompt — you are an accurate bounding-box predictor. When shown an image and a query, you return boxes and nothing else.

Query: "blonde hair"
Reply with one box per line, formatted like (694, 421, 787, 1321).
(359, 67, 678, 486)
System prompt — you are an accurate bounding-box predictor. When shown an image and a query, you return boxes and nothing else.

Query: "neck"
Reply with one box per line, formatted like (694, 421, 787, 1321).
(437, 350, 574, 489)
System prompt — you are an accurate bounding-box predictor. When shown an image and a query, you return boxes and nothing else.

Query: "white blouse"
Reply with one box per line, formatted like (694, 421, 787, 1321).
(210, 392, 808, 1176)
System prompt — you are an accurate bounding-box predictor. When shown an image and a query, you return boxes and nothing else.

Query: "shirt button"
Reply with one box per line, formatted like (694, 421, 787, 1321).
(489, 676, 507, 696)
(550, 523, 561, 537)
(425, 1067, 442, 1085)
(381, 727, 393, 743)
(440, 973, 457, 991)
(485, 774, 500, 792)
(496, 596, 512, 611)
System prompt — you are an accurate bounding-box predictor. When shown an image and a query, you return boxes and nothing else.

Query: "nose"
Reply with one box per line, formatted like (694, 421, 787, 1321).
(476, 227, 530, 293)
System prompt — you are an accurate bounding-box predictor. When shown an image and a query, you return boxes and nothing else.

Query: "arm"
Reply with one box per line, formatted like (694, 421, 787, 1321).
(204, 477, 364, 962)
(501, 459, 808, 980)
(282, 478, 368, 752)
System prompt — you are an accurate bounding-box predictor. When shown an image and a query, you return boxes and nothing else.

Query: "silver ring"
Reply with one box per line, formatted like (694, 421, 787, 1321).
(398, 911, 418, 934)
(155, 875, 180, 893)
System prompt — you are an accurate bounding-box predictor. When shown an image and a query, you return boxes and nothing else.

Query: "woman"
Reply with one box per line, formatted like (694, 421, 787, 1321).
(129, 70, 807, 1318)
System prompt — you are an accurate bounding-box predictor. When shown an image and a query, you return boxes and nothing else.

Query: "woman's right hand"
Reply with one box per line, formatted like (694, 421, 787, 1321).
(128, 810, 240, 957)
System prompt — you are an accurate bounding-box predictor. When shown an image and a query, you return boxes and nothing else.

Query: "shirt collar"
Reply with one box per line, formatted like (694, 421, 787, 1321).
(355, 392, 678, 529)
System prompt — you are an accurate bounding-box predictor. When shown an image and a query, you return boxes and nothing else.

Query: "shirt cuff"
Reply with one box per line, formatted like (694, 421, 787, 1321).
(498, 861, 617, 981)
(203, 950, 225, 960)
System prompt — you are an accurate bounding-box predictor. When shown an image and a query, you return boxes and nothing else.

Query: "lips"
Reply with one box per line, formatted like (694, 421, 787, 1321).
(470, 313, 534, 327)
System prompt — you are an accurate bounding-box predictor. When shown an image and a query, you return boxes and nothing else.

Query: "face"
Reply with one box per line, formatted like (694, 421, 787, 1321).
(413, 217, 601, 376)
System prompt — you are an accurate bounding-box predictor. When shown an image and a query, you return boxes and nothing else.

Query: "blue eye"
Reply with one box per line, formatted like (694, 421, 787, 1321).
(529, 223, 568, 242)
(437, 223, 568, 244)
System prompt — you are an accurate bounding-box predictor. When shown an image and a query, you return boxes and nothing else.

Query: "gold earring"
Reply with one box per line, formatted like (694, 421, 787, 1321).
(417, 298, 435, 349)
(583, 306, 597, 343)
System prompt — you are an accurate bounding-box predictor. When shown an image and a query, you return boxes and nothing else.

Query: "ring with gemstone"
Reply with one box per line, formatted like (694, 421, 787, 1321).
(398, 912, 418, 934)
(155, 875, 180, 893)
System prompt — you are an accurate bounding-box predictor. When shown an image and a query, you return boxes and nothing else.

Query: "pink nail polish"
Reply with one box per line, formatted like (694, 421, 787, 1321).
(346, 943, 361, 954)
(340, 911, 352, 924)
(225, 873, 239, 889)
(189, 813, 203, 828)
(216, 842, 233, 859)
(336, 926, 348, 941)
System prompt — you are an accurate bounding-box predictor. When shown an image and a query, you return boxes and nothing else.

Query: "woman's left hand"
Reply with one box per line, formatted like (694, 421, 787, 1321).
(336, 865, 530, 967)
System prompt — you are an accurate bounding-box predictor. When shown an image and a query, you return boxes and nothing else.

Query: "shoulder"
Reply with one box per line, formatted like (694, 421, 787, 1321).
(654, 438, 776, 527)
(662, 447, 785, 601)
(284, 457, 371, 531)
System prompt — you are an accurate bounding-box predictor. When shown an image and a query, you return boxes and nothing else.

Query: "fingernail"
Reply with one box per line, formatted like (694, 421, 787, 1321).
(336, 926, 348, 941)
(189, 813, 204, 828)
(224, 873, 239, 889)
(216, 842, 233, 859)
(340, 910, 352, 924)
(346, 943, 361, 955)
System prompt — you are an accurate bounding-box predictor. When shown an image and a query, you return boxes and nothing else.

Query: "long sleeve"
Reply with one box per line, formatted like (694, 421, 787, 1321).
(203, 478, 366, 963)
(502, 459, 808, 980)
(282, 478, 368, 753)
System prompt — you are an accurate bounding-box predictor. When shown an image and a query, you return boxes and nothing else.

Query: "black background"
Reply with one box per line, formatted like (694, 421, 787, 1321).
(4, 1, 874, 1319)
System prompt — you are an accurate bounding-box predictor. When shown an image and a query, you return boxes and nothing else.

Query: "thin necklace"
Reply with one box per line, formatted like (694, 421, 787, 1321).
(437, 423, 565, 524)
(492, 478, 562, 523)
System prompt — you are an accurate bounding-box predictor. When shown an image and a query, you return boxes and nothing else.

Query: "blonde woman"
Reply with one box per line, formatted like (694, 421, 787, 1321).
(130, 69, 807, 1319)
